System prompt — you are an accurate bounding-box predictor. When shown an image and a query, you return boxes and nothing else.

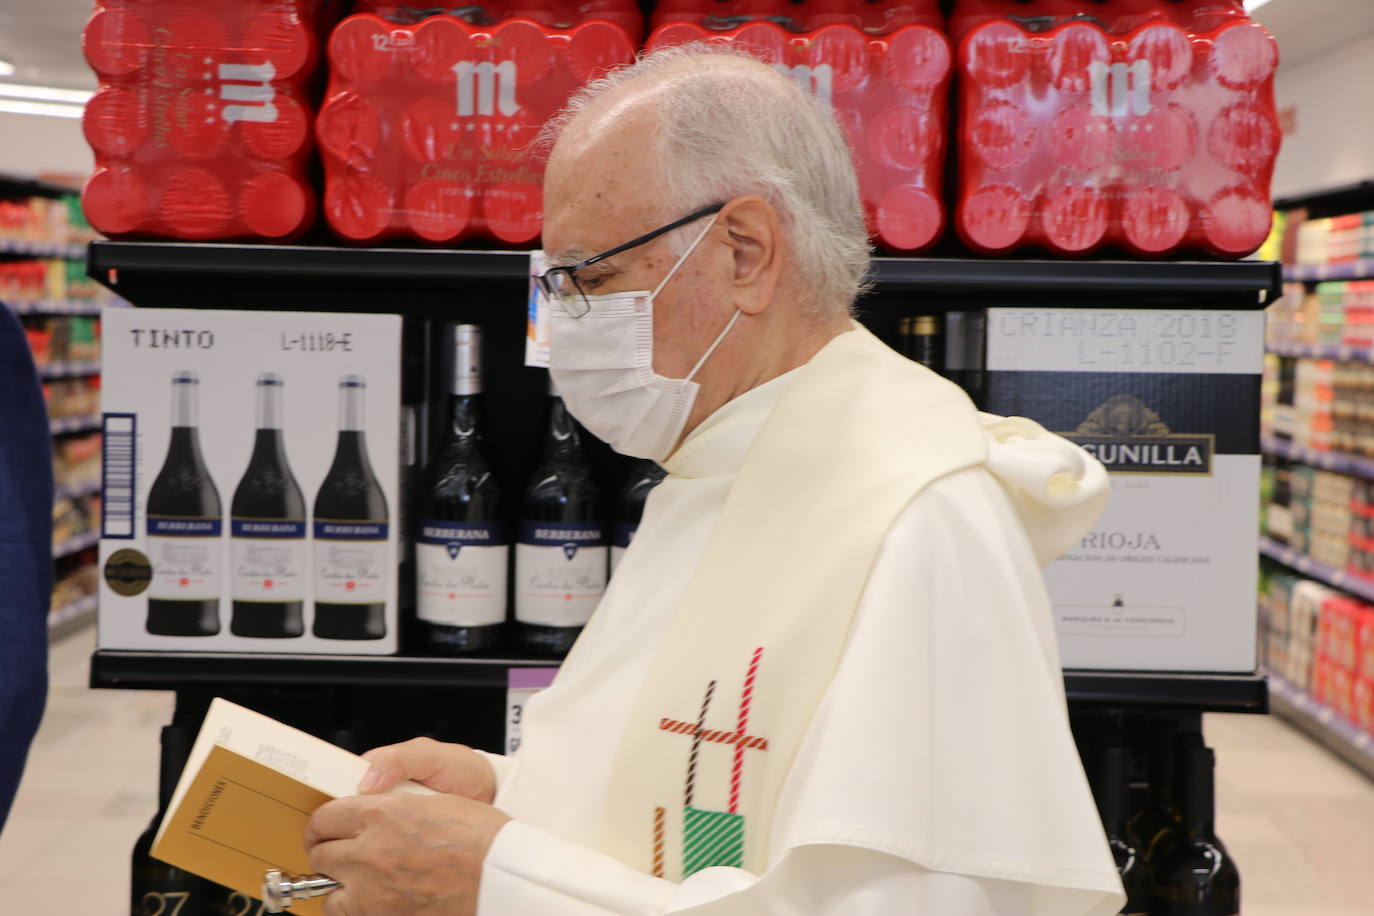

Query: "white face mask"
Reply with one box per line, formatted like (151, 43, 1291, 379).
(548, 216, 742, 461)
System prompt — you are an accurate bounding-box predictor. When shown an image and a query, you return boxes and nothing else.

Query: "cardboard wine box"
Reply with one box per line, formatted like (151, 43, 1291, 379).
(984, 307, 1265, 672)
(98, 308, 404, 654)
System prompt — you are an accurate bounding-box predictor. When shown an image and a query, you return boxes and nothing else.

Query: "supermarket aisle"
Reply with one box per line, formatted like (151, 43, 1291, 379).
(4, 628, 1374, 915)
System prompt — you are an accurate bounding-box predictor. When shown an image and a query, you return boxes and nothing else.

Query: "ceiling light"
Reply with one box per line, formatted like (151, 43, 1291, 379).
(0, 60, 15, 78)
(0, 98, 86, 119)
(1244, 0, 1273, 12)
(0, 83, 93, 104)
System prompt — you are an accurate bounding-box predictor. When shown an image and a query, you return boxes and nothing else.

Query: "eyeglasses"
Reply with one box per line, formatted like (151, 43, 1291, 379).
(536, 202, 726, 319)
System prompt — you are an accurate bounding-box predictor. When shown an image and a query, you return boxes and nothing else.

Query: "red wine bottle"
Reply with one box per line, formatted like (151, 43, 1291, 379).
(416, 324, 508, 654)
(610, 459, 665, 576)
(515, 375, 606, 658)
(1148, 746, 1240, 915)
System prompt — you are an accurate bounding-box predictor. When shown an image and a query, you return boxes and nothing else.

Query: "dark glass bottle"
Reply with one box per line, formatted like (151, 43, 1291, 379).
(132, 725, 217, 915)
(1095, 746, 1149, 916)
(146, 369, 222, 636)
(1146, 730, 1206, 867)
(911, 315, 943, 372)
(515, 375, 607, 658)
(313, 374, 389, 640)
(230, 373, 307, 638)
(1149, 746, 1240, 915)
(896, 316, 913, 359)
(1128, 718, 1180, 855)
(610, 459, 666, 576)
(416, 324, 508, 654)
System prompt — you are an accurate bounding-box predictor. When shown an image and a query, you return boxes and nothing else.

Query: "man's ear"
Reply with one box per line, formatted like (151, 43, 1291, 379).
(719, 196, 782, 316)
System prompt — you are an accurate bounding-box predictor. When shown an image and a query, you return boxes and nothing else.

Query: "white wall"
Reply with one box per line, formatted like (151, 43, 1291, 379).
(1272, 31, 1374, 200)
(0, 110, 92, 184)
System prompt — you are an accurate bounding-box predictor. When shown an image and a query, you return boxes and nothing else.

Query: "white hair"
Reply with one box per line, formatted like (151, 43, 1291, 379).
(543, 43, 872, 314)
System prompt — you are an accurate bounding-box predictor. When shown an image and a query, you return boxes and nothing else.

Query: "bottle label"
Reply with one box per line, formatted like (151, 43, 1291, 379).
(314, 520, 389, 604)
(230, 519, 306, 602)
(515, 520, 607, 627)
(146, 516, 222, 601)
(416, 520, 509, 626)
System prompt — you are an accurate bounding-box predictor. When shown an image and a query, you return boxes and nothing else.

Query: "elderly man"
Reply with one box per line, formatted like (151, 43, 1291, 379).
(304, 46, 1125, 916)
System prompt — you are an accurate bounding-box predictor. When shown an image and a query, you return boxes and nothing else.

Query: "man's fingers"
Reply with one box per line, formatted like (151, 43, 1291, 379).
(357, 737, 475, 796)
(305, 797, 370, 847)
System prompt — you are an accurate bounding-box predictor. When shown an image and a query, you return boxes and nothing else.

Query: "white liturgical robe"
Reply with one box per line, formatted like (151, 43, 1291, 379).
(476, 336, 1126, 915)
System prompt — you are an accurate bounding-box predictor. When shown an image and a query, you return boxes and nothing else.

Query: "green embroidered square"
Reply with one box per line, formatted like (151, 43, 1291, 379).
(682, 806, 745, 875)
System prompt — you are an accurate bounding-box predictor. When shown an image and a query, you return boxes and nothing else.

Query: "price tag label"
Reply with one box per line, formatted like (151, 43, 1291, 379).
(986, 308, 1265, 375)
(525, 251, 551, 368)
(506, 667, 558, 755)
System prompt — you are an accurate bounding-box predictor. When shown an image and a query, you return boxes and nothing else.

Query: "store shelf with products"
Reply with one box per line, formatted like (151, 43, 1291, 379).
(1268, 671, 1374, 782)
(86, 241, 1283, 310)
(1267, 340, 1374, 362)
(49, 594, 98, 642)
(1285, 261, 1374, 283)
(1261, 435, 1374, 481)
(0, 238, 86, 260)
(53, 529, 99, 561)
(88, 650, 1267, 713)
(54, 479, 100, 502)
(5, 298, 126, 316)
(37, 359, 101, 380)
(49, 414, 101, 436)
(1259, 536, 1374, 604)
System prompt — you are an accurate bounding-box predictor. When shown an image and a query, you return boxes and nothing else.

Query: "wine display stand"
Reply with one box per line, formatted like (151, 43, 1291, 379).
(85, 239, 1274, 843)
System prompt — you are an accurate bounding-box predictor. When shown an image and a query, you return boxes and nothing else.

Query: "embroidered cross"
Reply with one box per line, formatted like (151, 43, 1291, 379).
(654, 647, 768, 877)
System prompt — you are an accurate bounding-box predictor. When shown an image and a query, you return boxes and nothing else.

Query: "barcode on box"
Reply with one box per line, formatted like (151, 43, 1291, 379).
(102, 413, 136, 538)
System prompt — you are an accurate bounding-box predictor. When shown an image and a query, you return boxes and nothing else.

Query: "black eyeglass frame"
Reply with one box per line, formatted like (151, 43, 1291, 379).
(536, 202, 726, 318)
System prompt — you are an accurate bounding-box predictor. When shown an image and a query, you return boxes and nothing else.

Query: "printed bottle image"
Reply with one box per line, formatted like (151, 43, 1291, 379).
(416, 324, 508, 655)
(515, 374, 607, 658)
(131, 725, 218, 916)
(611, 459, 666, 576)
(146, 369, 222, 636)
(230, 373, 307, 638)
(313, 374, 389, 640)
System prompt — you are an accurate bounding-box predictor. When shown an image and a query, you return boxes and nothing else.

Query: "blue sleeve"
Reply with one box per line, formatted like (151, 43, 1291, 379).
(0, 302, 52, 831)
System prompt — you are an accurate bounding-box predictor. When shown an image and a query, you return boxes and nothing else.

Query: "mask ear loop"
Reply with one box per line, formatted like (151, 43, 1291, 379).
(650, 213, 719, 299)
(685, 309, 742, 383)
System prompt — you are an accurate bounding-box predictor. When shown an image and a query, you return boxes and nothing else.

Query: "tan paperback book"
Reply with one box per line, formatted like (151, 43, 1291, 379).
(152, 698, 433, 912)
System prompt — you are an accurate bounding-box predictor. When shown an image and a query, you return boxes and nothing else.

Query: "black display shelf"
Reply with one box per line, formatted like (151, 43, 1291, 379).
(87, 241, 1282, 309)
(1259, 536, 1374, 604)
(1261, 435, 1374, 481)
(88, 650, 1267, 712)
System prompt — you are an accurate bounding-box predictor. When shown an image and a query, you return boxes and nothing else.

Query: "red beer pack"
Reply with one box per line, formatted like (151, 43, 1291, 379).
(951, 0, 1280, 258)
(647, 0, 951, 253)
(81, 0, 339, 242)
(315, 4, 639, 247)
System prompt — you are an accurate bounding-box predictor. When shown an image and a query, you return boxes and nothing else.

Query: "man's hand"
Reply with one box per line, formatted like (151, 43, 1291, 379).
(357, 737, 497, 802)
(304, 792, 512, 916)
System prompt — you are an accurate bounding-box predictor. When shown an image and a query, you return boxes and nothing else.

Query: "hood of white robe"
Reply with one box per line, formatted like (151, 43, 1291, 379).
(978, 413, 1109, 567)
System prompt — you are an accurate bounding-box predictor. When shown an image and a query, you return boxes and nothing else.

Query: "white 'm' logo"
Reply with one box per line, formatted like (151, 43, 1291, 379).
(778, 63, 833, 105)
(451, 61, 520, 117)
(218, 62, 278, 124)
(1088, 60, 1152, 117)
